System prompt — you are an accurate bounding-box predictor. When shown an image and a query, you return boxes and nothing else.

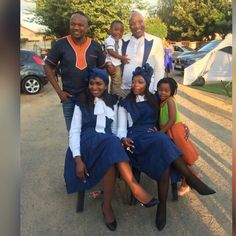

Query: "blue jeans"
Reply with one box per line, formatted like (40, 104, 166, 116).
(62, 98, 76, 132)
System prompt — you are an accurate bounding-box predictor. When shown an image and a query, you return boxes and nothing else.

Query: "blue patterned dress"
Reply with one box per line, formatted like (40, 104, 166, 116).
(118, 95, 182, 182)
(64, 96, 129, 193)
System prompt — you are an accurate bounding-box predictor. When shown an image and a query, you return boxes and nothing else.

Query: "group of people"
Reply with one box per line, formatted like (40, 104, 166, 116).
(44, 10, 215, 231)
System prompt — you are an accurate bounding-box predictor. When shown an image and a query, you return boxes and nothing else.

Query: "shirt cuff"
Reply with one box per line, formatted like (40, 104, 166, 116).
(72, 149, 81, 158)
(116, 130, 127, 139)
(44, 58, 57, 67)
(106, 46, 114, 50)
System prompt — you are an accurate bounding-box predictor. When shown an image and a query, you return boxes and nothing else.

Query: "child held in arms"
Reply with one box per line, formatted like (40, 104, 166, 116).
(104, 20, 129, 96)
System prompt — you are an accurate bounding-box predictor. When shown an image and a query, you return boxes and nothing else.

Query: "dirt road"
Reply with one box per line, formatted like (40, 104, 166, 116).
(21, 73, 232, 236)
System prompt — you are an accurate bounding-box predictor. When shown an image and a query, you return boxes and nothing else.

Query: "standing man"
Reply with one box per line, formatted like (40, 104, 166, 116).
(119, 11, 165, 96)
(44, 11, 105, 131)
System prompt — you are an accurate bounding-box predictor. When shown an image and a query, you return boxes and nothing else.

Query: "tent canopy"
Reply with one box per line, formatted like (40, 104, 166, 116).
(183, 34, 232, 85)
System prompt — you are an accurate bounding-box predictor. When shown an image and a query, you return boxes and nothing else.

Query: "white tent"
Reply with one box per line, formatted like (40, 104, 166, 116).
(183, 34, 232, 85)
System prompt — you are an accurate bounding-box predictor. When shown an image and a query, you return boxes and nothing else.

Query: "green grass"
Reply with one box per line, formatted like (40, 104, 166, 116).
(190, 82, 232, 97)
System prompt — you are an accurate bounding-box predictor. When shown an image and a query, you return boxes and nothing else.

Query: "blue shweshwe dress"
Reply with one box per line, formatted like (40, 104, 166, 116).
(64, 95, 129, 193)
(118, 95, 182, 182)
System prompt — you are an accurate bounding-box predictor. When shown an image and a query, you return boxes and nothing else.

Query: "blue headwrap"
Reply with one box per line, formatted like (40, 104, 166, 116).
(132, 63, 153, 87)
(88, 68, 109, 85)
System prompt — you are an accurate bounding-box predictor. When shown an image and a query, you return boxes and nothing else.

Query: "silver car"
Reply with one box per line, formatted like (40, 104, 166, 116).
(172, 45, 195, 63)
(174, 40, 222, 71)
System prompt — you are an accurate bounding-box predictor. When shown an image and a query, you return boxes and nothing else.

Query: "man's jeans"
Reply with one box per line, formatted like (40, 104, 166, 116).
(62, 98, 76, 132)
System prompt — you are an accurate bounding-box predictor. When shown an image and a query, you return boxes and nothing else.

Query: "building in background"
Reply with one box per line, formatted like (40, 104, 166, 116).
(20, 25, 52, 57)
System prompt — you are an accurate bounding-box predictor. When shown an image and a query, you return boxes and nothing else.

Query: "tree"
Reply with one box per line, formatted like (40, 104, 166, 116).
(145, 17, 167, 39)
(26, 0, 147, 42)
(157, 0, 232, 41)
(157, 0, 180, 40)
(25, 0, 73, 37)
(204, 0, 232, 39)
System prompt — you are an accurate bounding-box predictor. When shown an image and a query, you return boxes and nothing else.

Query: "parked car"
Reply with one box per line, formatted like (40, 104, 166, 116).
(174, 40, 222, 71)
(20, 49, 48, 94)
(172, 45, 195, 63)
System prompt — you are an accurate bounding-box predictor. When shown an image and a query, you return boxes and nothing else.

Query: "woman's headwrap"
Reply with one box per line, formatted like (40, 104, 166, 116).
(132, 63, 153, 87)
(88, 68, 109, 86)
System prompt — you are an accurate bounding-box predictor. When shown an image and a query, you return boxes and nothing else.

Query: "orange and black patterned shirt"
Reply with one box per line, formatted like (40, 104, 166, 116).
(45, 35, 105, 95)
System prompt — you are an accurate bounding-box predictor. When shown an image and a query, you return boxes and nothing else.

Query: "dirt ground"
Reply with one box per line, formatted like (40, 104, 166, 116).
(21, 71, 232, 236)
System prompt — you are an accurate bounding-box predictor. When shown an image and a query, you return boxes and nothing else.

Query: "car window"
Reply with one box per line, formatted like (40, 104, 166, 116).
(198, 40, 221, 52)
(174, 46, 183, 52)
(182, 46, 194, 51)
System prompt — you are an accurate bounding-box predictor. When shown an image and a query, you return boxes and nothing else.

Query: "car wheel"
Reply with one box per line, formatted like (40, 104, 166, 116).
(21, 76, 42, 94)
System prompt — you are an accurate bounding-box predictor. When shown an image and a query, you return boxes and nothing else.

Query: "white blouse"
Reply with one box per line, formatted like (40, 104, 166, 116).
(69, 98, 118, 158)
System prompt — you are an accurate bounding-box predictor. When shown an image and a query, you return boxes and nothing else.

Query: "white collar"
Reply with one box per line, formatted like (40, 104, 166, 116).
(130, 35, 144, 43)
(136, 95, 146, 102)
(94, 97, 101, 104)
(94, 97, 114, 133)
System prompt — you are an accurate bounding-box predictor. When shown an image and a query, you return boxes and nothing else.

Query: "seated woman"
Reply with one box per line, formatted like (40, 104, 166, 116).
(64, 68, 158, 231)
(117, 63, 216, 231)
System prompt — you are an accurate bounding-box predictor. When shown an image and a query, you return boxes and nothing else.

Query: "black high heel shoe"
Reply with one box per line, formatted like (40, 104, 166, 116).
(186, 178, 216, 195)
(171, 183, 178, 201)
(155, 204, 166, 231)
(139, 197, 159, 208)
(101, 203, 117, 231)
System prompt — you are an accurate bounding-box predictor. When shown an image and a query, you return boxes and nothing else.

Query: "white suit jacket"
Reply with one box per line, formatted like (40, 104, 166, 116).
(121, 33, 165, 93)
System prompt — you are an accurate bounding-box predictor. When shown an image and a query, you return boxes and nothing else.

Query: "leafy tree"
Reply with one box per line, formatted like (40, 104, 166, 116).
(204, 0, 232, 39)
(145, 17, 167, 38)
(157, 0, 232, 41)
(70, 0, 135, 42)
(157, 0, 179, 40)
(25, 0, 147, 42)
(25, 0, 73, 37)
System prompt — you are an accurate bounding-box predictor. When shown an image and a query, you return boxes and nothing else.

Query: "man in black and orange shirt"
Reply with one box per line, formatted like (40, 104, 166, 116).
(44, 11, 105, 131)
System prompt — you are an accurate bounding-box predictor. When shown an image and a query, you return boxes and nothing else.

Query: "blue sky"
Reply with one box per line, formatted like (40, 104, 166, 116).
(21, 0, 157, 32)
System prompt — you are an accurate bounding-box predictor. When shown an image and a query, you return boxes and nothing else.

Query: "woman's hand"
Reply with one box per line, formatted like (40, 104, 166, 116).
(121, 137, 135, 154)
(75, 156, 89, 183)
(121, 137, 134, 148)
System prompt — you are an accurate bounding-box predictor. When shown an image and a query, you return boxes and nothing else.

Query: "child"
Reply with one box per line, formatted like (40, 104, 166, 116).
(104, 20, 129, 96)
(157, 77, 199, 196)
(163, 41, 173, 77)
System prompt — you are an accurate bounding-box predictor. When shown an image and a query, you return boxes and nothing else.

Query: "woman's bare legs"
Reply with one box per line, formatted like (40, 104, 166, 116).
(102, 165, 116, 223)
(156, 168, 170, 230)
(116, 161, 154, 204)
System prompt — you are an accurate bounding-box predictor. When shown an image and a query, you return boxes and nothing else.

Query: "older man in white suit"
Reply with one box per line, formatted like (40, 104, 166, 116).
(120, 11, 165, 96)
